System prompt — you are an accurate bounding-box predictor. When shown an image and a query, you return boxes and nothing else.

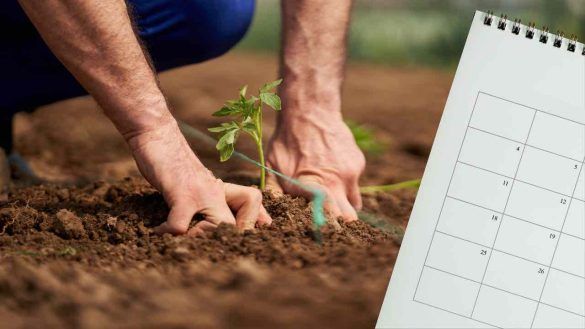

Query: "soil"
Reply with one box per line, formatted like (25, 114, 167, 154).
(1, 52, 451, 328)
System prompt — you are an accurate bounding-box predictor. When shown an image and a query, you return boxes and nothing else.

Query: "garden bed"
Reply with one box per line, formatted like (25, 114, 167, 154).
(0, 178, 414, 328)
(1, 52, 449, 328)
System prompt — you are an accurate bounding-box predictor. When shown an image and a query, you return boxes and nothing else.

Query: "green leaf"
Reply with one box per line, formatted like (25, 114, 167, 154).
(208, 126, 227, 133)
(208, 122, 238, 133)
(239, 85, 248, 100)
(260, 92, 281, 111)
(223, 128, 238, 145)
(241, 97, 258, 118)
(260, 79, 283, 93)
(241, 117, 259, 140)
(219, 143, 234, 162)
(212, 105, 239, 117)
(215, 125, 239, 152)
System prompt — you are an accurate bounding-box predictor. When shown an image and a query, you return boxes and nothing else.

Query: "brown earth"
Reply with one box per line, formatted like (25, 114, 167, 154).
(1, 52, 452, 329)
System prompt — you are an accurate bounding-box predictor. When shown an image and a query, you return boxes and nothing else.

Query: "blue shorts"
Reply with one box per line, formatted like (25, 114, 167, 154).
(0, 0, 255, 151)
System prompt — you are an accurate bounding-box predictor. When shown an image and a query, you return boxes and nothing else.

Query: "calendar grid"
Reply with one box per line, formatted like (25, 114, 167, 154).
(412, 92, 482, 301)
(446, 196, 584, 242)
(412, 91, 585, 328)
(530, 154, 585, 327)
(470, 107, 538, 317)
(482, 92, 585, 127)
(421, 264, 585, 318)
(469, 126, 584, 163)
(455, 161, 580, 200)
(434, 230, 584, 280)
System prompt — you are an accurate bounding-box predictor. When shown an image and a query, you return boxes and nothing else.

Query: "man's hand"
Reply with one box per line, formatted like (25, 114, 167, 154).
(126, 118, 271, 235)
(17, 0, 271, 235)
(272, 0, 361, 221)
(268, 113, 364, 222)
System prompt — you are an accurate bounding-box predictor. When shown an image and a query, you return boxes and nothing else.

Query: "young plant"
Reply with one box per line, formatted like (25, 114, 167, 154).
(208, 79, 282, 190)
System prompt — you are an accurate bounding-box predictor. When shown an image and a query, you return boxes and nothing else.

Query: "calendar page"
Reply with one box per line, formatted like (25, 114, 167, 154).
(376, 11, 585, 329)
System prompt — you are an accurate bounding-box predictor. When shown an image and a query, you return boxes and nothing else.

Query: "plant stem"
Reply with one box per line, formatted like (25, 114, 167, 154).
(257, 102, 266, 190)
(360, 178, 421, 193)
(257, 139, 266, 190)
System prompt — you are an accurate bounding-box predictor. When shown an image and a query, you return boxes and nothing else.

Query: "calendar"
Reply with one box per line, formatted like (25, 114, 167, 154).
(376, 11, 585, 329)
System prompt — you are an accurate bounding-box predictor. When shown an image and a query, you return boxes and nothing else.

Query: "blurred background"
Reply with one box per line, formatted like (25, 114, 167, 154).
(16, 0, 585, 186)
(238, 0, 585, 68)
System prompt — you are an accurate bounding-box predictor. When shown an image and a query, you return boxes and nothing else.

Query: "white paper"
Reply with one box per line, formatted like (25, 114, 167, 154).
(376, 11, 585, 329)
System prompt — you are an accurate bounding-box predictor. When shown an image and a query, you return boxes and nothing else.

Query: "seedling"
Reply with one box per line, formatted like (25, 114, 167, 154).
(208, 79, 282, 190)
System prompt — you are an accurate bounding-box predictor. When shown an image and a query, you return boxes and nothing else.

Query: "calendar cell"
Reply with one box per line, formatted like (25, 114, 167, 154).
(551, 234, 584, 278)
(527, 111, 585, 161)
(415, 266, 480, 317)
(505, 181, 569, 231)
(483, 251, 547, 300)
(459, 128, 523, 177)
(437, 198, 500, 247)
(532, 304, 585, 329)
(469, 94, 535, 143)
(564, 200, 585, 239)
(541, 269, 585, 316)
(494, 217, 558, 265)
(426, 232, 490, 282)
(473, 285, 537, 328)
(516, 147, 581, 196)
(448, 163, 511, 211)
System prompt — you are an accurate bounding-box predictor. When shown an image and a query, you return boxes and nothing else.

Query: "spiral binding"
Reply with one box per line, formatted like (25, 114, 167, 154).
(483, 11, 584, 56)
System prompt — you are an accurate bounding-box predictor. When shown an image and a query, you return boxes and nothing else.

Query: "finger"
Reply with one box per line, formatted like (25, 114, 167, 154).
(257, 206, 272, 227)
(154, 201, 198, 235)
(347, 180, 363, 210)
(323, 194, 343, 221)
(281, 175, 343, 222)
(224, 183, 268, 231)
(198, 187, 236, 226)
(265, 166, 283, 193)
(187, 220, 217, 237)
(332, 187, 359, 222)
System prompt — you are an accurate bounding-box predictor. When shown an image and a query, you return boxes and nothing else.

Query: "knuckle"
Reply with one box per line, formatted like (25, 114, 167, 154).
(245, 188, 263, 204)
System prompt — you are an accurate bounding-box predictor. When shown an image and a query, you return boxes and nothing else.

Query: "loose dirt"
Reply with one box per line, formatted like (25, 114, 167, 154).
(1, 52, 450, 328)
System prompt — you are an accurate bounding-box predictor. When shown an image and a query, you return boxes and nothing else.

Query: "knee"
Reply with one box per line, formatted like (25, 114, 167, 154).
(183, 0, 256, 59)
(141, 0, 255, 70)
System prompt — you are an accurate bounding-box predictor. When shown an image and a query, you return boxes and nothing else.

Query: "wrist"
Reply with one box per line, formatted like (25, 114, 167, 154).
(278, 82, 343, 123)
(112, 97, 176, 143)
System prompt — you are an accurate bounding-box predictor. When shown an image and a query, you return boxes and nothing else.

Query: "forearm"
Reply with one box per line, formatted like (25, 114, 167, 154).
(17, 0, 173, 139)
(279, 0, 353, 121)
